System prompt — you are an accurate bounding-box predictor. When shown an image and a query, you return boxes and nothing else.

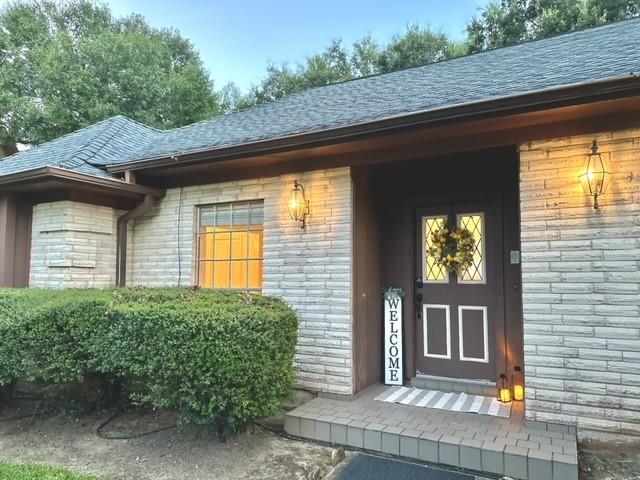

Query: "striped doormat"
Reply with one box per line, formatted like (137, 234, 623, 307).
(374, 386, 511, 418)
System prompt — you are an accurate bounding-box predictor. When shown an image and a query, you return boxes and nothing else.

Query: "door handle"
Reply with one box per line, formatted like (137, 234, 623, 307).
(416, 292, 423, 319)
(416, 277, 424, 289)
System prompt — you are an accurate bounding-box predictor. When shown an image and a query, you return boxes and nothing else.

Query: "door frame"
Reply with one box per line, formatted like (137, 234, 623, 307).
(413, 194, 505, 382)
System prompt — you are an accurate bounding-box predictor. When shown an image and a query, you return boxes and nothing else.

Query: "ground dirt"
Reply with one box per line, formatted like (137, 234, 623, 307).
(0, 405, 339, 480)
(579, 439, 640, 480)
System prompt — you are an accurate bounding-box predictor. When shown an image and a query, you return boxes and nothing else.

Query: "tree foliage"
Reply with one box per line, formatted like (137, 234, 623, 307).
(466, 0, 640, 52)
(2, 0, 639, 146)
(0, 0, 220, 145)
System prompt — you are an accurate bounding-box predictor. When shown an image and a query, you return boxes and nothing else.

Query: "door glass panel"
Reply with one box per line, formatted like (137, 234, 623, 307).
(423, 216, 448, 283)
(457, 213, 485, 283)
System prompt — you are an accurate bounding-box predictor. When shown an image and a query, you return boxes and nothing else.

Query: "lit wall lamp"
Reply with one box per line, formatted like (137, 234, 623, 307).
(287, 180, 310, 229)
(579, 140, 611, 210)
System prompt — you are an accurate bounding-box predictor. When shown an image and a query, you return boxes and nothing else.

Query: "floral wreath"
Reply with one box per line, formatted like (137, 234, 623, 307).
(428, 221, 476, 276)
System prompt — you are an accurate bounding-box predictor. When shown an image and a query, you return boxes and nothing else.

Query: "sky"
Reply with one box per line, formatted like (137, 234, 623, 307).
(103, 0, 489, 92)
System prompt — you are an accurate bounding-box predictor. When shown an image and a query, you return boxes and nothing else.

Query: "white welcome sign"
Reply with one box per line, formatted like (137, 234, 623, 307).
(384, 289, 403, 385)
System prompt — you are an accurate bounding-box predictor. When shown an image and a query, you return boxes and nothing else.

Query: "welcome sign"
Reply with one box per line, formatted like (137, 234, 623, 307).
(384, 289, 403, 385)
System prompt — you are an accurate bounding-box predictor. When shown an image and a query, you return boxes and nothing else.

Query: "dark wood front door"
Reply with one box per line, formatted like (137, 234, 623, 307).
(414, 200, 504, 381)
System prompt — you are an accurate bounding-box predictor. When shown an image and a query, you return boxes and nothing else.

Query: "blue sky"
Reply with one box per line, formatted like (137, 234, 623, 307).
(104, 0, 488, 92)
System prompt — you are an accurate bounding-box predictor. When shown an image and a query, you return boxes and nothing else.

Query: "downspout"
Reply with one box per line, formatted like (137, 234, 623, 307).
(116, 194, 155, 287)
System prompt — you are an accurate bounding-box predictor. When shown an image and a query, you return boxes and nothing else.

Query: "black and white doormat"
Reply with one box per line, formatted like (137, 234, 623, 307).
(374, 386, 511, 418)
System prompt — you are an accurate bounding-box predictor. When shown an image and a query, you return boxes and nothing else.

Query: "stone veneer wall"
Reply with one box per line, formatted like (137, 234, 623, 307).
(520, 129, 640, 436)
(30, 200, 118, 288)
(129, 167, 353, 395)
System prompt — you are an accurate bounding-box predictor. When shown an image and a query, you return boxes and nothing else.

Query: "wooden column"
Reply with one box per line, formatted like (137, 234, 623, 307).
(0, 196, 32, 287)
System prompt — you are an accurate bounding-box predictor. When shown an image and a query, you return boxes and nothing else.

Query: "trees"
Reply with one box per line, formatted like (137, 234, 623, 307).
(0, 1, 220, 146)
(467, 0, 640, 52)
(241, 25, 465, 107)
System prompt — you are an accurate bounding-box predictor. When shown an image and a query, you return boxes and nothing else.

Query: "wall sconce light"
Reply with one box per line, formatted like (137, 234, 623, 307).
(513, 366, 524, 401)
(287, 180, 310, 229)
(497, 373, 512, 403)
(579, 140, 611, 210)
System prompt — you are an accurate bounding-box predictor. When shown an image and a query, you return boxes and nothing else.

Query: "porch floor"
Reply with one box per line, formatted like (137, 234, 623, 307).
(284, 384, 578, 480)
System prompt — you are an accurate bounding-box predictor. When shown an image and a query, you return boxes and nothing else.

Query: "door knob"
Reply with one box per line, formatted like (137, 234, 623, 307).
(416, 277, 424, 289)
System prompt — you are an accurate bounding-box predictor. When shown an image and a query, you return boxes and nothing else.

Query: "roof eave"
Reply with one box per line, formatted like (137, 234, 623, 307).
(0, 166, 165, 198)
(107, 74, 640, 174)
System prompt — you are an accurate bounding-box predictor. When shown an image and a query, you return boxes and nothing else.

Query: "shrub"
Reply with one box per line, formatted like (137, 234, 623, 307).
(0, 288, 298, 435)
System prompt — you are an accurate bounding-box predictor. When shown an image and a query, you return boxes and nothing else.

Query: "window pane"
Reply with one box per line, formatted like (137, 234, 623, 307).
(230, 261, 247, 288)
(458, 214, 484, 282)
(198, 261, 213, 287)
(213, 262, 230, 288)
(215, 204, 231, 227)
(232, 203, 249, 227)
(231, 231, 248, 259)
(250, 202, 264, 225)
(248, 260, 263, 289)
(199, 233, 215, 261)
(214, 232, 231, 260)
(200, 208, 216, 227)
(248, 230, 263, 258)
(424, 216, 448, 282)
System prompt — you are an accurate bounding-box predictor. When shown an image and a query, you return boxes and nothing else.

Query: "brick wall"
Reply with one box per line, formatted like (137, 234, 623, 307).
(30, 201, 118, 288)
(520, 129, 640, 436)
(129, 167, 353, 395)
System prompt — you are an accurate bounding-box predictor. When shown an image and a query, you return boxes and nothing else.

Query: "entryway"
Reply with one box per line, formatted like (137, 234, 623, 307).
(362, 146, 524, 389)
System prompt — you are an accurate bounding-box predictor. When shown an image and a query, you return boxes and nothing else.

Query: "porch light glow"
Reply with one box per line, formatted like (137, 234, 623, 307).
(287, 180, 310, 229)
(513, 366, 524, 401)
(497, 374, 512, 403)
(579, 140, 611, 210)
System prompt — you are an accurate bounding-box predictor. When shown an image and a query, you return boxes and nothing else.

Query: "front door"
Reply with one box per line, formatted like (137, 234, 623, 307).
(414, 200, 504, 381)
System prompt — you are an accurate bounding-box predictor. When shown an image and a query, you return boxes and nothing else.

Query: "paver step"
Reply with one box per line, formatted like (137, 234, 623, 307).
(284, 385, 578, 480)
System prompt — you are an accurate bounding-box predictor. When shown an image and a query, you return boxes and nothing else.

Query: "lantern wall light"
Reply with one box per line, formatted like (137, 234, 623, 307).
(287, 180, 310, 229)
(579, 140, 611, 210)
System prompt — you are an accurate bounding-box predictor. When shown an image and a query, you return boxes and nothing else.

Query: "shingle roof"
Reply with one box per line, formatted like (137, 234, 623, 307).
(2, 18, 640, 180)
(0, 116, 159, 179)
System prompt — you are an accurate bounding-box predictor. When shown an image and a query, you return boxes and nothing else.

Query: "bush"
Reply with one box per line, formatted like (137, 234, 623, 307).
(0, 288, 298, 435)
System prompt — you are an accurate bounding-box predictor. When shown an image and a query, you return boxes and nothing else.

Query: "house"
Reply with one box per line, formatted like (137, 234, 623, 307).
(1, 19, 639, 479)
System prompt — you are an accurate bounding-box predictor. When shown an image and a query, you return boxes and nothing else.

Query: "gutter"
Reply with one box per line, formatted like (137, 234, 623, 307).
(116, 194, 155, 287)
(107, 74, 640, 173)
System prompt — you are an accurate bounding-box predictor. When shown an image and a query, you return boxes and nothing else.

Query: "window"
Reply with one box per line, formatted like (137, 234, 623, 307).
(423, 215, 449, 283)
(457, 213, 485, 283)
(197, 201, 264, 290)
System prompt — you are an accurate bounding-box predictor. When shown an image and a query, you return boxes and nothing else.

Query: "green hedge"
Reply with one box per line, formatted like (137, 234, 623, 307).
(0, 288, 298, 434)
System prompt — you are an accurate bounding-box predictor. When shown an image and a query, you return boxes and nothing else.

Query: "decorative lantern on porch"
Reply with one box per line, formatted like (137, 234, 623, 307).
(287, 180, 310, 229)
(513, 366, 524, 401)
(579, 140, 611, 210)
(497, 373, 512, 403)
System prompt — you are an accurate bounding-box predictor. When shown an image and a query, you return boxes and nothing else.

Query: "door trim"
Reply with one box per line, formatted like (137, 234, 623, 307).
(423, 304, 451, 359)
(458, 305, 489, 363)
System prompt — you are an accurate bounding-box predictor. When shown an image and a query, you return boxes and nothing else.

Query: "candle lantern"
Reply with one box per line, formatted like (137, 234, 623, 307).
(497, 373, 512, 403)
(513, 366, 525, 401)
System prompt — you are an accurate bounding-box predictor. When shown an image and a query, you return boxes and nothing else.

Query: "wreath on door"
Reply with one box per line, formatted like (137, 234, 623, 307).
(428, 221, 476, 276)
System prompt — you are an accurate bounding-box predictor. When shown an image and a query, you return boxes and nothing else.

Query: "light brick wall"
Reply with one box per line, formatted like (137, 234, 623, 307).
(520, 129, 640, 436)
(129, 167, 353, 395)
(30, 201, 118, 288)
